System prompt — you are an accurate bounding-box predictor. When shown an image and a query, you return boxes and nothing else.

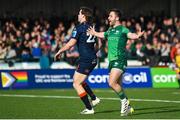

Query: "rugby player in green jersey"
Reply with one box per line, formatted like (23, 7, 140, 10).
(87, 8, 144, 116)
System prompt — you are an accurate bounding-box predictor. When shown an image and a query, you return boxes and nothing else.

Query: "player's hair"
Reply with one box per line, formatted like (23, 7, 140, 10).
(80, 7, 93, 23)
(109, 8, 122, 21)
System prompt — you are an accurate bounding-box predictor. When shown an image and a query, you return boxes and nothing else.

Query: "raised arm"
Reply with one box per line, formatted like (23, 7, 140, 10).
(54, 38, 77, 61)
(127, 26, 144, 40)
(87, 26, 105, 39)
(127, 31, 144, 40)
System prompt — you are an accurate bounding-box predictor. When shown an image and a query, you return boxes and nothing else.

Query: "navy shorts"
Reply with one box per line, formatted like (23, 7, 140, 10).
(76, 59, 97, 75)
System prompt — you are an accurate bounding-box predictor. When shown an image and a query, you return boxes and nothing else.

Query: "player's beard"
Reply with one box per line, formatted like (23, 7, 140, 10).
(109, 20, 116, 27)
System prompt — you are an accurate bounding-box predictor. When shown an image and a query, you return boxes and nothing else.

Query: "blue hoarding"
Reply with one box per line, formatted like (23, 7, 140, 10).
(0, 67, 152, 89)
(87, 69, 109, 88)
(86, 67, 152, 88)
(0, 69, 75, 89)
(29, 69, 75, 88)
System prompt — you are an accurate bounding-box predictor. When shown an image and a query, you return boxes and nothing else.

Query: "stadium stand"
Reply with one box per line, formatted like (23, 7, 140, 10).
(0, 10, 179, 69)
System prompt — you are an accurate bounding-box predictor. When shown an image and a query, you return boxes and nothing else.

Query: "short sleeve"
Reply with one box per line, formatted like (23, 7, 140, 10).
(122, 27, 130, 36)
(71, 27, 80, 40)
(104, 31, 108, 39)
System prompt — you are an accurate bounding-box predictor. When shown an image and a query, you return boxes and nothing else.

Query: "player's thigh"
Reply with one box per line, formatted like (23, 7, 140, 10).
(76, 61, 97, 75)
(108, 60, 125, 83)
(73, 71, 87, 84)
(109, 68, 123, 84)
(108, 59, 127, 72)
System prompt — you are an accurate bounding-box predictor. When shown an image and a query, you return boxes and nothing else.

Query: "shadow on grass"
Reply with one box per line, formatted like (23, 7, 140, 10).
(96, 106, 177, 115)
(96, 109, 120, 114)
(133, 106, 180, 115)
(135, 106, 175, 111)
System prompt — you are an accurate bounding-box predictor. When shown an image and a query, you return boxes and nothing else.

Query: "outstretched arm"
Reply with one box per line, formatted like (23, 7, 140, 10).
(54, 38, 77, 61)
(87, 26, 105, 39)
(127, 26, 144, 40)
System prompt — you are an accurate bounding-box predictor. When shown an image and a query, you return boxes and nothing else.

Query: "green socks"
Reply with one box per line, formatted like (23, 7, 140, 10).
(117, 91, 127, 100)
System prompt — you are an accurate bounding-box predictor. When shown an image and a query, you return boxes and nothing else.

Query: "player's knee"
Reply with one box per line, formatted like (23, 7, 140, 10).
(73, 81, 79, 89)
(108, 81, 116, 88)
(73, 81, 81, 88)
(73, 82, 76, 89)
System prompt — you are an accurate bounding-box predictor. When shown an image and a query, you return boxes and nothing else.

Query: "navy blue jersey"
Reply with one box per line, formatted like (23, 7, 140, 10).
(71, 23, 97, 62)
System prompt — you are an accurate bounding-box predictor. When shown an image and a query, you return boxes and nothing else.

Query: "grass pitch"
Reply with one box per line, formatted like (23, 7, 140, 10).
(0, 88, 180, 119)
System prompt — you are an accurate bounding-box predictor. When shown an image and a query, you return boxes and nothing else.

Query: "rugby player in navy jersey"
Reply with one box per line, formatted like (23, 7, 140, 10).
(54, 7, 100, 114)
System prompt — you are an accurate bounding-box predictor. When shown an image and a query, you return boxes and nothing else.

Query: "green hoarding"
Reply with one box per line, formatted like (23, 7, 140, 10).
(151, 68, 179, 88)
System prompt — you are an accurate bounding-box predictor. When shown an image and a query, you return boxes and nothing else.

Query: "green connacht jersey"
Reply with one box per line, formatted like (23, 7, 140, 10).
(104, 25, 129, 62)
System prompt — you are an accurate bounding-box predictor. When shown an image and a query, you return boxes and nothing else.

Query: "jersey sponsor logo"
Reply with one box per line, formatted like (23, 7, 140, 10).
(113, 62, 119, 66)
(114, 30, 120, 34)
(111, 29, 115, 32)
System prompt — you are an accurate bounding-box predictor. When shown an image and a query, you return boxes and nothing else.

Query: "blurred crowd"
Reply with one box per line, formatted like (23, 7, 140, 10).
(0, 12, 179, 67)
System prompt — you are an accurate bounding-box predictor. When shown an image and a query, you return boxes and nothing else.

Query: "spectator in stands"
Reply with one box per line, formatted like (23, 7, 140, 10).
(159, 41, 171, 65)
(175, 19, 180, 34)
(144, 42, 156, 66)
(0, 12, 179, 68)
(126, 40, 136, 60)
(135, 41, 148, 65)
(16, 30, 23, 42)
(170, 42, 180, 63)
(24, 33, 31, 41)
(21, 39, 32, 61)
(65, 46, 79, 65)
(151, 37, 161, 66)
(152, 36, 161, 55)
(4, 44, 17, 66)
(14, 41, 22, 60)
(32, 43, 41, 59)
(0, 43, 7, 60)
(96, 25, 107, 63)
(40, 49, 51, 69)
(21, 48, 31, 61)
(5, 45, 17, 60)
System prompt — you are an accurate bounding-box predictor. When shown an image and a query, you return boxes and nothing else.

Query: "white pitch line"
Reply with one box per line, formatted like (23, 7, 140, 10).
(0, 94, 180, 104)
(172, 92, 180, 95)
